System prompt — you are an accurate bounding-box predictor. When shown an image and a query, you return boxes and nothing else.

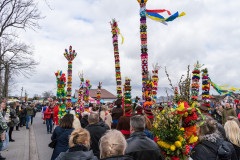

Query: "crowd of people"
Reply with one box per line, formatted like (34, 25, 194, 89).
(39, 99, 240, 160)
(0, 99, 38, 160)
(0, 98, 239, 160)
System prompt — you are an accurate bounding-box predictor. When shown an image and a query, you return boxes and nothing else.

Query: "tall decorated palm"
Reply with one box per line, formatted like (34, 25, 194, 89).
(97, 82, 102, 105)
(137, 0, 149, 101)
(64, 46, 77, 109)
(110, 19, 124, 101)
(152, 63, 161, 103)
(55, 70, 67, 120)
(191, 61, 203, 102)
(202, 68, 210, 112)
(76, 72, 84, 118)
(124, 77, 132, 115)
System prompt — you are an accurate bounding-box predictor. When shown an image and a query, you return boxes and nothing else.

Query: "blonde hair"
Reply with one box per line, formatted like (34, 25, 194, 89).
(227, 116, 240, 127)
(69, 128, 90, 148)
(99, 130, 127, 159)
(224, 120, 240, 147)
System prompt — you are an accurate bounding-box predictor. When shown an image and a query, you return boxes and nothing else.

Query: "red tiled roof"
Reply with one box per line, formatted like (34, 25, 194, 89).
(90, 89, 117, 99)
(75, 89, 116, 99)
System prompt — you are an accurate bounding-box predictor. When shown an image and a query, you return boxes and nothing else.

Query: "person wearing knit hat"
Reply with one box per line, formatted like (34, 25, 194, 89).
(135, 105, 143, 115)
(143, 101, 154, 124)
(111, 100, 123, 129)
(116, 107, 132, 139)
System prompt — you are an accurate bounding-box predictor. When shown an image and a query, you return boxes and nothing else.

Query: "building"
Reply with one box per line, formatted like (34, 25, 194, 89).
(74, 89, 117, 103)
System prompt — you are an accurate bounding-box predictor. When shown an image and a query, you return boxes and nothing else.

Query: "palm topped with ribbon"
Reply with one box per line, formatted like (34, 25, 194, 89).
(64, 46, 77, 109)
(110, 19, 123, 101)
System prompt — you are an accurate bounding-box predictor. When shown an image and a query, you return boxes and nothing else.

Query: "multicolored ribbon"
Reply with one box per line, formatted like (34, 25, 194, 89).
(146, 9, 186, 23)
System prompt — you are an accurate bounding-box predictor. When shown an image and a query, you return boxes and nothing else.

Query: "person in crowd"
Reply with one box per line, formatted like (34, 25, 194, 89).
(227, 116, 240, 127)
(144, 115, 154, 140)
(125, 115, 163, 160)
(69, 110, 81, 129)
(26, 103, 34, 129)
(211, 105, 223, 124)
(222, 102, 237, 124)
(236, 104, 240, 121)
(85, 113, 109, 158)
(111, 100, 123, 129)
(15, 102, 21, 131)
(99, 130, 133, 160)
(100, 105, 112, 129)
(190, 116, 238, 160)
(53, 103, 59, 126)
(32, 103, 37, 124)
(0, 102, 8, 160)
(80, 111, 89, 128)
(135, 105, 143, 115)
(42, 103, 48, 124)
(51, 114, 74, 160)
(117, 107, 132, 139)
(19, 103, 26, 127)
(45, 104, 54, 134)
(224, 120, 240, 159)
(55, 128, 97, 160)
(8, 102, 19, 142)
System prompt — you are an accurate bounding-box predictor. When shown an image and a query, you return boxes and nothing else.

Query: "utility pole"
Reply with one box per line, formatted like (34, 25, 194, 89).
(20, 87, 23, 103)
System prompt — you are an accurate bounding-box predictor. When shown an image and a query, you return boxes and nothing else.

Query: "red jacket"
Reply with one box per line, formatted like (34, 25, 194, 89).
(53, 106, 59, 125)
(45, 107, 53, 119)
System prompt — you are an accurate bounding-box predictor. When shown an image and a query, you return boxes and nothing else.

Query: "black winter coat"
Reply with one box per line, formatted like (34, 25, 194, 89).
(125, 132, 163, 160)
(51, 126, 74, 160)
(232, 143, 240, 160)
(85, 122, 109, 158)
(55, 144, 98, 160)
(80, 116, 89, 128)
(191, 139, 238, 160)
(101, 155, 134, 160)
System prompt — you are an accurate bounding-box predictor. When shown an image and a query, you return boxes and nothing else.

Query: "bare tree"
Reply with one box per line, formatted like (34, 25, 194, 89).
(42, 91, 54, 100)
(0, 0, 42, 37)
(0, 0, 41, 98)
(0, 37, 38, 97)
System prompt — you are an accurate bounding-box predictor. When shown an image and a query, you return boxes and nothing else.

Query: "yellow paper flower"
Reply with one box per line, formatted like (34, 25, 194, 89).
(184, 112, 188, 117)
(189, 135, 198, 144)
(178, 135, 184, 142)
(176, 102, 185, 111)
(157, 141, 170, 149)
(180, 128, 185, 131)
(174, 141, 182, 148)
(170, 145, 176, 151)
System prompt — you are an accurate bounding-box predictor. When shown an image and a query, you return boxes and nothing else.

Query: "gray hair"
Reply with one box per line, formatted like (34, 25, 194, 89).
(100, 130, 127, 159)
(88, 113, 99, 124)
(130, 115, 145, 132)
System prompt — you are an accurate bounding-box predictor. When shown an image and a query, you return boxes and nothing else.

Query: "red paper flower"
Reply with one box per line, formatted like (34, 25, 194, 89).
(171, 156, 180, 160)
(183, 145, 190, 155)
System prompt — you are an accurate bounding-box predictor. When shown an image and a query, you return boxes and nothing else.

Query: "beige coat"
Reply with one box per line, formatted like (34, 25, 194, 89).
(70, 110, 81, 129)
(100, 111, 112, 129)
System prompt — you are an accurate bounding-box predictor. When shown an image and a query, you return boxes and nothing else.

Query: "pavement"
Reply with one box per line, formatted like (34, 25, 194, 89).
(1, 112, 52, 160)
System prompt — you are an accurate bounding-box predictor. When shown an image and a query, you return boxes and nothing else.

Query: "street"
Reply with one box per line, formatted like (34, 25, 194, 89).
(2, 112, 52, 160)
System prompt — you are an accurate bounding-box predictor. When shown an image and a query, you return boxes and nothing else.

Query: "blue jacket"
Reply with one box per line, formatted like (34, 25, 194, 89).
(51, 126, 74, 160)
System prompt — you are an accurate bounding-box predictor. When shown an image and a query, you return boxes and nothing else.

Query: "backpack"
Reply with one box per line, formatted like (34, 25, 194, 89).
(216, 139, 231, 160)
(202, 139, 232, 160)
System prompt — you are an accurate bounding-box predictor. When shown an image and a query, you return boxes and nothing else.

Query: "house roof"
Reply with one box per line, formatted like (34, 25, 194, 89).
(74, 89, 117, 99)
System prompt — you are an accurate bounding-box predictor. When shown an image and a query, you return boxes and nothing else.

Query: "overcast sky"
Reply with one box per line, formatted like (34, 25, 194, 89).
(11, 0, 240, 98)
